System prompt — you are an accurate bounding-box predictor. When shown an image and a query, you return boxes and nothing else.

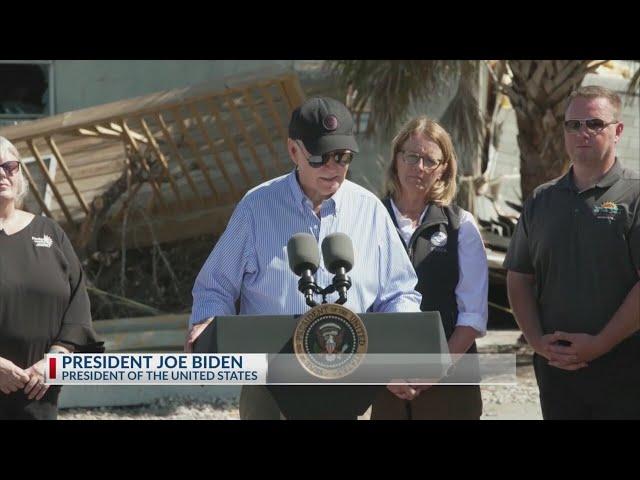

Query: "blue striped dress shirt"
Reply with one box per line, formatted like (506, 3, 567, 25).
(190, 170, 422, 325)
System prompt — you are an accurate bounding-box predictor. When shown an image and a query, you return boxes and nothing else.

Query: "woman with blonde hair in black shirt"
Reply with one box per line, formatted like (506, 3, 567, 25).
(0, 136, 103, 419)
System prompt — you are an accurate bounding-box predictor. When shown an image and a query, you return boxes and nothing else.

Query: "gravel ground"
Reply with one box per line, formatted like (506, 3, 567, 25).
(479, 343, 542, 420)
(59, 342, 542, 420)
(59, 396, 240, 420)
(480, 365, 541, 420)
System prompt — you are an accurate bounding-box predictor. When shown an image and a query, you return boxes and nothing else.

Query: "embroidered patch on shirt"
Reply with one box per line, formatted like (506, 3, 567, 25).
(32, 235, 53, 248)
(592, 201, 621, 222)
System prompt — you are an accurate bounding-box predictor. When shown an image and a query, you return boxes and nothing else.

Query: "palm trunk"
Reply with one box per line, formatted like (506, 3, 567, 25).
(505, 60, 599, 201)
(514, 105, 569, 200)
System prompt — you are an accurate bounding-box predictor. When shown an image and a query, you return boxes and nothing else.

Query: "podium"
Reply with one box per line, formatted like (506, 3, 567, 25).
(193, 311, 448, 419)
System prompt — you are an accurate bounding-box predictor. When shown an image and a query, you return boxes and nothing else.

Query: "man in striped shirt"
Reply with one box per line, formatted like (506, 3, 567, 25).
(185, 96, 422, 419)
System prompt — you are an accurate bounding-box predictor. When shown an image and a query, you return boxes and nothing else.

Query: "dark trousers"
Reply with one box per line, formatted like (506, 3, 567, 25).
(371, 385, 483, 420)
(239, 385, 282, 420)
(0, 388, 60, 420)
(240, 385, 372, 420)
(533, 337, 640, 420)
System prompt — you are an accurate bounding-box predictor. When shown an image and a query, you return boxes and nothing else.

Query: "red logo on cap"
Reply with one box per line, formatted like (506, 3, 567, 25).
(323, 115, 339, 131)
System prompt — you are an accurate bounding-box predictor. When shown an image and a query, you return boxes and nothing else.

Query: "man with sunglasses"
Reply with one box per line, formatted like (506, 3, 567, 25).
(505, 86, 640, 419)
(185, 96, 422, 419)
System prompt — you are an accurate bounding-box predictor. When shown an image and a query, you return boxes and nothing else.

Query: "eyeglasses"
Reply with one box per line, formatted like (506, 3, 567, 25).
(296, 140, 354, 168)
(398, 150, 442, 170)
(0, 161, 20, 176)
(563, 118, 619, 133)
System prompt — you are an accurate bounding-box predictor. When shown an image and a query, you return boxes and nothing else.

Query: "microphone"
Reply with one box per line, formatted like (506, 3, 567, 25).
(287, 233, 320, 307)
(321, 233, 354, 305)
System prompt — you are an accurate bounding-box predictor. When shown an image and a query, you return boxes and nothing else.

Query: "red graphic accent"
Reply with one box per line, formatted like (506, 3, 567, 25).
(49, 357, 57, 379)
(323, 115, 338, 131)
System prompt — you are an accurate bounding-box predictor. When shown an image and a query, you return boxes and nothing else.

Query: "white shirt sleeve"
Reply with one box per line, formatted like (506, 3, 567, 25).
(455, 210, 489, 337)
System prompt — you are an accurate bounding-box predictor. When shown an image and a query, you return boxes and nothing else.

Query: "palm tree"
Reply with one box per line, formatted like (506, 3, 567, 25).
(328, 60, 627, 203)
(626, 60, 640, 98)
(501, 60, 607, 200)
(329, 60, 485, 175)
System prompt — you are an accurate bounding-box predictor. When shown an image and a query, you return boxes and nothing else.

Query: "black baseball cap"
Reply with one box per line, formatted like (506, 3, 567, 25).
(288, 96, 359, 156)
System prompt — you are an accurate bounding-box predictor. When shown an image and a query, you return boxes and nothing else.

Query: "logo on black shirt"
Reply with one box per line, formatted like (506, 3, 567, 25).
(592, 201, 621, 223)
(32, 235, 53, 248)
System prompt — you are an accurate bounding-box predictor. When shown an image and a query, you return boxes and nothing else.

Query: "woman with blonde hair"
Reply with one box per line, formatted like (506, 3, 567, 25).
(371, 116, 488, 420)
(0, 136, 102, 419)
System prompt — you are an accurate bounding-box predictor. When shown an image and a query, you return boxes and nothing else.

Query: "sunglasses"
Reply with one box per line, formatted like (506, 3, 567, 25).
(296, 140, 354, 168)
(399, 150, 442, 169)
(563, 118, 619, 133)
(0, 161, 20, 176)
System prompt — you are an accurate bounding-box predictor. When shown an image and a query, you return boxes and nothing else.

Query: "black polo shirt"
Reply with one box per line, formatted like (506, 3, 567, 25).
(504, 159, 640, 335)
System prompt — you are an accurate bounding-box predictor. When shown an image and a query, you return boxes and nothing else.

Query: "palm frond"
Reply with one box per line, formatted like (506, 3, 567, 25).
(625, 61, 640, 105)
(326, 60, 464, 137)
(439, 62, 486, 175)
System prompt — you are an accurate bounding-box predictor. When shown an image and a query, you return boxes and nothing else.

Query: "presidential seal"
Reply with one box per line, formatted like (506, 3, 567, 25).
(293, 303, 368, 379)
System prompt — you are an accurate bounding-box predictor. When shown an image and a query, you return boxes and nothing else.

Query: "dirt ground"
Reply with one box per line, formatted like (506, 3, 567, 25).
(481, 363, 541, 420)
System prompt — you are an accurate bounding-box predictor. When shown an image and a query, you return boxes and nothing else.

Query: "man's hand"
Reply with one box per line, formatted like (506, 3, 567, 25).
(545, 331, 608, 369)
(24, 358, 49, 400)
(184, 318, 214, 352)
(530, 333, 589, 371)
(0, 357, 30, 395)
(387, 380, 420, 401)
(529, 333, 559, 360)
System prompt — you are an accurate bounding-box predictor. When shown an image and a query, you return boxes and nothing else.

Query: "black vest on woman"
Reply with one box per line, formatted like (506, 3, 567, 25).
(382, 197, 478, 355)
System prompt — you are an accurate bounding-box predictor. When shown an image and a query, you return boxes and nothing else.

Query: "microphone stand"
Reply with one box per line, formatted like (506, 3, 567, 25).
(300, 275, 352, 306)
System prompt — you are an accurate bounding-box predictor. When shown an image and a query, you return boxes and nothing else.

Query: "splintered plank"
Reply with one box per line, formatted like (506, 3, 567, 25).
(258, 85, 288, 146)
(155, 112, 203, 204)
(221, 94, 267, 181)
(17, 150, 53, 218)
(26, 139, 76, 229)
(242, 88, 284, 171)
(171, 107, 219, 200)
(119, 120, 168, 211)
(206, 98, 252, 189)
(46, 136, 90, 215)
(138, 117, 184, 208)
(188, 102, 240, 200)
